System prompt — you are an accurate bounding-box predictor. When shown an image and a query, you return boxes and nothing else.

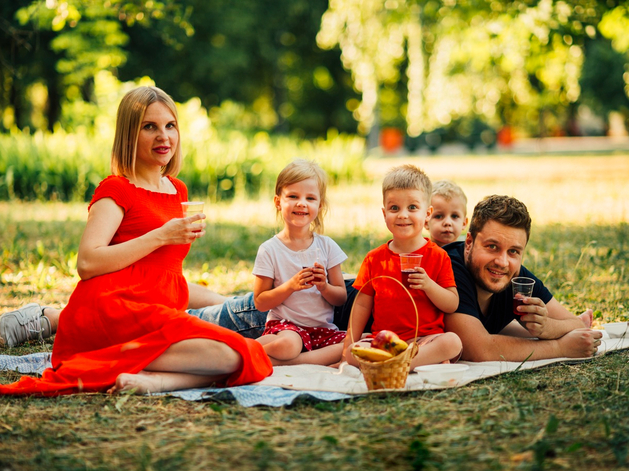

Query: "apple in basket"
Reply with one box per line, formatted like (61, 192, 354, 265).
(371, 330, 408, 356)
(351, 330, 409, 362)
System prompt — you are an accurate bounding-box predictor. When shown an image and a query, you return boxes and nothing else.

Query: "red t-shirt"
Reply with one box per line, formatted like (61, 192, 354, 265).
(353, 239, 456, 340)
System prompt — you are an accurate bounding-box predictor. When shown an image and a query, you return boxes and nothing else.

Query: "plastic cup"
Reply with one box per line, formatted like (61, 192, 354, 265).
(181, 201, 205, 224)
(511, 276, 535, 316)
(400, 253, 423, 288)
(298, 247, 323, 283)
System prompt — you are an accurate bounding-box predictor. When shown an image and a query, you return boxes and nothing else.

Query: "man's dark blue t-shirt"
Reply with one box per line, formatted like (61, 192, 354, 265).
(443, 241, 553, 334)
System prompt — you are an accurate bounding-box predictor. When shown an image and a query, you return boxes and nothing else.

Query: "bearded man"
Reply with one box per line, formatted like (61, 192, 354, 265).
(443, 195, 601, 361)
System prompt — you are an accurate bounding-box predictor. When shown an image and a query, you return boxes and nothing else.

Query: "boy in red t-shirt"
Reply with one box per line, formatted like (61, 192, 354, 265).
(343, 165, 462, 368)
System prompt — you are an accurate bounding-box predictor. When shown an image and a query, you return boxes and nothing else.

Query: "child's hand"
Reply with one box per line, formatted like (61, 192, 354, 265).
(289, 268, 316, 292)
(407, 268, 433, 291)
(311, 262, 328, 292)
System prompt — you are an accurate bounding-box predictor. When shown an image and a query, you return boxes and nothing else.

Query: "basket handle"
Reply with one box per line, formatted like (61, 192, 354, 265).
(347, 275, 420, 345)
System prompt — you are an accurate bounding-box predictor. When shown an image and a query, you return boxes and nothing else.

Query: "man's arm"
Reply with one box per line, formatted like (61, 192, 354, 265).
(498, 320, 534, 338)
(445, 312, 602, 362)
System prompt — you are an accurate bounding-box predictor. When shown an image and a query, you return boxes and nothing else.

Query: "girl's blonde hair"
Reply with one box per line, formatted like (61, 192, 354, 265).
(111, 86, 182, 179)
(275, 159, 329, 234)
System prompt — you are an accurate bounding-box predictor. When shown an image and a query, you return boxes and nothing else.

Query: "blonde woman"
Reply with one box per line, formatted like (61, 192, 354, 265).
(0, 87, 272, 396)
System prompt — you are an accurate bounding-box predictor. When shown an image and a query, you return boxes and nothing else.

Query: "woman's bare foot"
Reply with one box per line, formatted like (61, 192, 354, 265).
(107, 371, 162, 395)
(579, 309, 594, 328)
(107, 369, 226, 394)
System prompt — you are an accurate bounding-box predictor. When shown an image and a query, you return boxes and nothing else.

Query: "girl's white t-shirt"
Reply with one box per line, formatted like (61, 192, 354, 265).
(253, 233, 348, 329)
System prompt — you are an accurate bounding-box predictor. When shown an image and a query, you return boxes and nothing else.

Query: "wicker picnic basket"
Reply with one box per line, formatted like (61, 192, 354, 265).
(349, 276, 419, 391)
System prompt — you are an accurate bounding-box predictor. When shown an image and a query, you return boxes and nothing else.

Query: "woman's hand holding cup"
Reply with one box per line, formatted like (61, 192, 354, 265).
(181, 201, 206, 239)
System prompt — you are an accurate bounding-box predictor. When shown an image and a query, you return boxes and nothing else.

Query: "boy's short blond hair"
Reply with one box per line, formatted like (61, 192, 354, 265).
(432, 180, 468, 214)
(382, 164, 432, 203)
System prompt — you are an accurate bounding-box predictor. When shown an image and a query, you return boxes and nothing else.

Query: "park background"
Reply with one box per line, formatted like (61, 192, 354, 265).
(1, 1, 629, 470)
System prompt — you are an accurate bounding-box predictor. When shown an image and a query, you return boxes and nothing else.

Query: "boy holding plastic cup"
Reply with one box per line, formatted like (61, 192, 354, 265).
(400, 253, 423, 288)
(343, 165, 462, 369)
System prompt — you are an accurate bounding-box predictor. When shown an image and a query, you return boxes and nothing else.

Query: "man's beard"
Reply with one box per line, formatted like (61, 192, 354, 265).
(465, 244, 510, 295)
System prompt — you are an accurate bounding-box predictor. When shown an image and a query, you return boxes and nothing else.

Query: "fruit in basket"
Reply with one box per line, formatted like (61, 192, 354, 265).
(371, 330, 408, 356)
(351, 345, 394, 362)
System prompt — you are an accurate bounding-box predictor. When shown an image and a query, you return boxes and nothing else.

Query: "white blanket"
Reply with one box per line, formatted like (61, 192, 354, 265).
(255, 335, 629, 394)
(1, 334, 625, 407)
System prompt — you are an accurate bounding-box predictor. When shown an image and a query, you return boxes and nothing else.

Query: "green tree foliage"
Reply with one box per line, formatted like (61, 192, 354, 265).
(318, 0, 629, 137)
(3, 0, 629, 138)
(1, 0, 358, 137)
(0, 0, 188, 132)
(580, 38, 629, 118)
(0, 0, 61, 131)
(117, 0, 358, 137)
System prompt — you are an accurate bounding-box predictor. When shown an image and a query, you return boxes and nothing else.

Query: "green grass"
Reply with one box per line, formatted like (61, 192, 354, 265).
(0, 128, 366, 202)
(0, 354, 627, 470)
(0, 154, 628, 470)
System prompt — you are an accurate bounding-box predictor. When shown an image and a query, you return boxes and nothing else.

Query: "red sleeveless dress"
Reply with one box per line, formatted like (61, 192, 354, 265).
(0, 175, 272, 395)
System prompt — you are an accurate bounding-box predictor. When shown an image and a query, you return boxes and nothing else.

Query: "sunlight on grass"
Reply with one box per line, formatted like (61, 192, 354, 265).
(3, 154, 627, 227)
(363, 154, 629, 226)
(0, 201, 87, 222)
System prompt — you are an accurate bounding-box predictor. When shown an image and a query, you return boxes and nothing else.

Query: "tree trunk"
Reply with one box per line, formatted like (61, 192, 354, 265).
(46, 72, 61, 132)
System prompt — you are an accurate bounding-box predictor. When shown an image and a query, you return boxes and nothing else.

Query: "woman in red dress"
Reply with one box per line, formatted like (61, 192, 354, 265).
(0, 86, 272, 396)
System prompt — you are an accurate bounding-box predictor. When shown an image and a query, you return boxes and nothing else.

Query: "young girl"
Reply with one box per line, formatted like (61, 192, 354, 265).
(253, 160, 348, 366)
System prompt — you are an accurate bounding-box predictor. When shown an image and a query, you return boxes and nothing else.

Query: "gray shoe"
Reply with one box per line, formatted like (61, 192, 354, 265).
(0, 303, 52, 348)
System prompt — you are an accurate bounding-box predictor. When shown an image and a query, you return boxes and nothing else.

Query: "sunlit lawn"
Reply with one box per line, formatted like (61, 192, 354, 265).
(0, 153, 628, 470)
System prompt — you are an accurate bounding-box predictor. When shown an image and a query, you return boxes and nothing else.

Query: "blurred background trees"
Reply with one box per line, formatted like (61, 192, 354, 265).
(2, 0, 629, 142)
(0, 0, 359, 137)
(318, 0, 629, 143)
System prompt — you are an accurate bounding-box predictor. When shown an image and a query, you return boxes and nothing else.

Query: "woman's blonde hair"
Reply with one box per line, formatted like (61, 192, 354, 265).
(111, 86, 182, 178)
(275, 159, 329, 234)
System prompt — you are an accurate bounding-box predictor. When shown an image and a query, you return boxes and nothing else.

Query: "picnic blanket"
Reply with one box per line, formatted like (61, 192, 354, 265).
(1, 334, 627, 407)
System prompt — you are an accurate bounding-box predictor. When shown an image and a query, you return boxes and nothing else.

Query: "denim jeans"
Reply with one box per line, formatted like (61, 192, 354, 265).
(186, 280, 365, 339)
(186, 292, 267, 339)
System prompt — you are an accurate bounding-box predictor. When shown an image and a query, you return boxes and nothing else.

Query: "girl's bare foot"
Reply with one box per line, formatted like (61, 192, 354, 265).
(107, 371, 162, 395)
(579, 309, 594, 328)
